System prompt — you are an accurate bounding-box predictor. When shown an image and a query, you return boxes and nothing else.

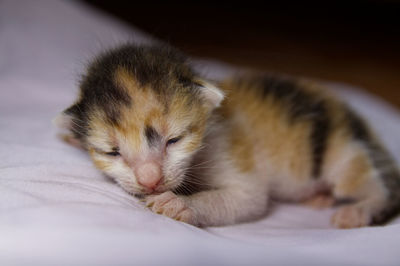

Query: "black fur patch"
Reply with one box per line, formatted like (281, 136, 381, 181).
(90, 45, 199, 96)
(260, 76, 331, 178)
(345, 107, 370, 142)
(145, 126, 161, 147)
(310, 106, 330, 178)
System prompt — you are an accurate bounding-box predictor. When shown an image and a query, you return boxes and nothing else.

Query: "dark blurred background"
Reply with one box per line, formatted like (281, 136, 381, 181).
(84, 0, 400, 107)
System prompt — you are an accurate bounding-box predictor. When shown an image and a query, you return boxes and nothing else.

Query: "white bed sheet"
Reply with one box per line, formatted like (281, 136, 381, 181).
(1, 1, 400, 265)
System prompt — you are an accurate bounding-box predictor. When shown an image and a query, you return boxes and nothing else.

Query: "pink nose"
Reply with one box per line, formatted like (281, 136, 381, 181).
(136, 163, 162, 189)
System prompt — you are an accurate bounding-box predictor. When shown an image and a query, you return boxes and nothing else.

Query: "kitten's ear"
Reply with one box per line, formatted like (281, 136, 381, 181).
(53, 106, 84, 149)
(195, 79, 225, 109)
(53, 111, 73, 131)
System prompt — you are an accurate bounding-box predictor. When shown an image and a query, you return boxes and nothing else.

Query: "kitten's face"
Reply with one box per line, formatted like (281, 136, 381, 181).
(86, 68, 210, 195)
(57, 46, 223, 195)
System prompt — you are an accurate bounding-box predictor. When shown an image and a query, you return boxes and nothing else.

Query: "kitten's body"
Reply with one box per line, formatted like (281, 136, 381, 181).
(57, 45, 400, 228)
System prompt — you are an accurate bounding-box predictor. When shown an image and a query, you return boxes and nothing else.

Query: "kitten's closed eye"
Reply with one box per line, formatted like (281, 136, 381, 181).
(105, 150, 120, 156)
(166, 137, 181, 146)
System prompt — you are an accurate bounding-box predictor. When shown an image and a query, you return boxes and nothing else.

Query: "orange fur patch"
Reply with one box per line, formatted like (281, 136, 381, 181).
(335, 153, 372, 196)
(219, 78, 313, 178)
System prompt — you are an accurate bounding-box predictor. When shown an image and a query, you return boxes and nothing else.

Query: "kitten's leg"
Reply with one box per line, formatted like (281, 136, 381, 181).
(185, 183, 269, 226)
(329, 150, 389, 228)
(145, 178, 269, 227)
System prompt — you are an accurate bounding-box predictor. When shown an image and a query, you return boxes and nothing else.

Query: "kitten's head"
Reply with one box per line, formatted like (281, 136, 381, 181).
(55, 45, 223, 195)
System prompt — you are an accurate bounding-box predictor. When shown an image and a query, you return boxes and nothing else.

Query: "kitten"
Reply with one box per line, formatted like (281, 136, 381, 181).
(55, 44, 400, 228)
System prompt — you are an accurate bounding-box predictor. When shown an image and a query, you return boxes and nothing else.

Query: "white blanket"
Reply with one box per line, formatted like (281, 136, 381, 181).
(1, 1, 399, 265)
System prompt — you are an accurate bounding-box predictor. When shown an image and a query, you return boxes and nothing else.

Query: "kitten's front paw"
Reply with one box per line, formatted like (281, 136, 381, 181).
(331, 205, 371, 229)
(145, 191, 196, 225)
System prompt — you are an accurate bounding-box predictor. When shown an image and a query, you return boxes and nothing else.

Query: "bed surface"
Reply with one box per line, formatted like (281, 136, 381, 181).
(1, 1, 400, 265)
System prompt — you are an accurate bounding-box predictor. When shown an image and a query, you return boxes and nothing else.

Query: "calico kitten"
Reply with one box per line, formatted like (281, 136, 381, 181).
(55, 44, 400, 228)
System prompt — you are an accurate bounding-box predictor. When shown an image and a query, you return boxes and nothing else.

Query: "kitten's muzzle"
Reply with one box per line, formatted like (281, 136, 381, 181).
(135, 163, 162, 190)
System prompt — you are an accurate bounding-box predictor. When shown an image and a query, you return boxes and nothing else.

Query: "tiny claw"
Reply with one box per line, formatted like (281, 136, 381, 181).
(156, 209, 163, 214)
(146, 202, 154, 208)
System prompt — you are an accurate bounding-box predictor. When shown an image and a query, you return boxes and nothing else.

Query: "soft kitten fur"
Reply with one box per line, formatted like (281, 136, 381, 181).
(55, 44, 400, 228)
